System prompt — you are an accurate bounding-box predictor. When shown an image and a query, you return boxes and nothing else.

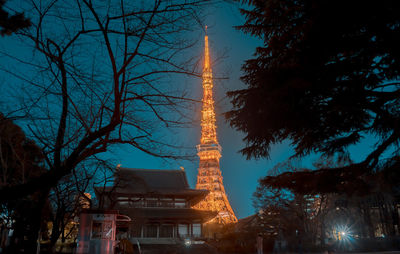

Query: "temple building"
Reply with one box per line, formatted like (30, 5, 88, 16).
(194, 28, 238, 226)
(94, 167, 216, 246)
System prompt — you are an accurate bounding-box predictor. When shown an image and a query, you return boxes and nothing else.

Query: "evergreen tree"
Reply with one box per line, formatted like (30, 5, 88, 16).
(227, 0, 400, 191)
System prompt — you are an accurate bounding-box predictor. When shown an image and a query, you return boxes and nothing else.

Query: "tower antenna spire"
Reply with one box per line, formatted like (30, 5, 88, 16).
(204, 27, 210, 71)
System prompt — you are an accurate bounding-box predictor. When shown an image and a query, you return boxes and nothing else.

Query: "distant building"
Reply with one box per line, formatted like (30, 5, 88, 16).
(78, 193, 91, 209)
(95, 167, 216, 245)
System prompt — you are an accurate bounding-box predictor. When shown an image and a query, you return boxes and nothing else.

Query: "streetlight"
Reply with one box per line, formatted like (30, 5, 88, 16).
(184, 239, 191, 247)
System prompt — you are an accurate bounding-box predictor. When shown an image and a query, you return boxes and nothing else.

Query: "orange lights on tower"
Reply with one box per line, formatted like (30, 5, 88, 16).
(194, 28, 237, 225)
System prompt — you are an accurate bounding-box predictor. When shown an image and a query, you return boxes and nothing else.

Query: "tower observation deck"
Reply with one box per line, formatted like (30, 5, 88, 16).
(194, 29, 237, 225)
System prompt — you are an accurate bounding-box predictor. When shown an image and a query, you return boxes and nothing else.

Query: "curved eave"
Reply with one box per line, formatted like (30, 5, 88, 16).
(94, 186, 208, 205)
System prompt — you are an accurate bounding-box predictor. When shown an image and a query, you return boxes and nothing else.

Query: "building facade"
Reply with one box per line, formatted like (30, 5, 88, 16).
(95, 167, 216, 245)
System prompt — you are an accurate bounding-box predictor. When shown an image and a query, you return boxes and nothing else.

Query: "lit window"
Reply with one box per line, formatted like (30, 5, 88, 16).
(175, 198, 186, 208)
(178, 224, 189, 237)
(130, 200, 144, 207)
(175, 201, 186, 208)
(192, 224, 201, 237)
(146, 198, 158, 207)
(118, 201, 129, 207)
(160, 198, 173, 207)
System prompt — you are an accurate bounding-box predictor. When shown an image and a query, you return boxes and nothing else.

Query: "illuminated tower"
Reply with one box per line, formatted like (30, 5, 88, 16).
(195, 28, 237, 225)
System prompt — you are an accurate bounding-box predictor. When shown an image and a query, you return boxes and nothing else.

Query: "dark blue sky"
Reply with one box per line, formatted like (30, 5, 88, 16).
(105, 3, 277, 219)
(0, 1, 377, 220)
(102, 3, 306, 219)
(105, 2, 378, 219)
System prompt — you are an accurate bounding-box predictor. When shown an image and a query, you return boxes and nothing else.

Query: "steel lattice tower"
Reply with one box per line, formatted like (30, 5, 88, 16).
(194, 29, 237, 225)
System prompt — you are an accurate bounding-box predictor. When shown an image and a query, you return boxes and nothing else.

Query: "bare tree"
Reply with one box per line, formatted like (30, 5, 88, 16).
(47, 161, 101, 252)
(0, 0, 214, 252)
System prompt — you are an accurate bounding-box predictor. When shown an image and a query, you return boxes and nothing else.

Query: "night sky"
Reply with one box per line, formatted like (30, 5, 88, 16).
(100, 2, 298, 219)
(102, 3, 274, 219)
(105, 2, 378, 219)
(0, 1, 376, 220)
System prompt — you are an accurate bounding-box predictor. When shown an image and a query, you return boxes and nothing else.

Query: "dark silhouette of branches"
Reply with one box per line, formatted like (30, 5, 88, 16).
(227, 0, 400, 190)
(0, 0, 212, 199)
(0, 0, 214, 251)
(0, 0, 30, 36)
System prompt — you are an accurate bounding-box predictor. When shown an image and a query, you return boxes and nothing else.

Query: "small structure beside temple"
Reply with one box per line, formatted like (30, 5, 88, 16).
(76, 209, 130, 254)
(95, 167, 216, 247)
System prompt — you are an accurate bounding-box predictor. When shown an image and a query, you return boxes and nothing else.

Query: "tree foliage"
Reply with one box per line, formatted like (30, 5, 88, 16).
(0, 113, 47, 253)
(0, 113, 43, 186)
(254, 158, 400, 250)
(0, 1, 30, 35)
(227, 0, 400, 176)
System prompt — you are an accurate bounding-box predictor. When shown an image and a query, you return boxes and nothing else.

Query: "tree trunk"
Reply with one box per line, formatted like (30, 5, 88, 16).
(320, 219, 326, 248)
(392, 202, 399, 235)
(49, 210, 63, 252)
(61, 219, 66, 243)
(26, 188, 49, 254)
(49, 222, 61, 254)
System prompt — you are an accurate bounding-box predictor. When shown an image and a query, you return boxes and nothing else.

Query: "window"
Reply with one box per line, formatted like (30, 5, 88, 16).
(159, 225, 174, 238)
(178, 224, 189, 237)
(144, 224, 158, 238)
(192, 224, 201, 237)
(175, 201, 186, 208)
(146, 198, 158, 207)
(102, 221, 113, 239)
(160, 198, 173, 207)
(130, 199, 144, 207)
(118, 201, 129, 207)
(91, 222, 102, 239)
(175, 198, 186, 208)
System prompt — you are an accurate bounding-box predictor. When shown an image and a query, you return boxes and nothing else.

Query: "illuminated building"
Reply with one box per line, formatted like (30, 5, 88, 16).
(194, 28, 238, 225)
(95, 167, 216, 246)
(79, 193, 91, 209)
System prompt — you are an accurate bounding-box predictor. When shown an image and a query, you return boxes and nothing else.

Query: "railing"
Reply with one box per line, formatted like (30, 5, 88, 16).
(196, 143, 221, 153)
